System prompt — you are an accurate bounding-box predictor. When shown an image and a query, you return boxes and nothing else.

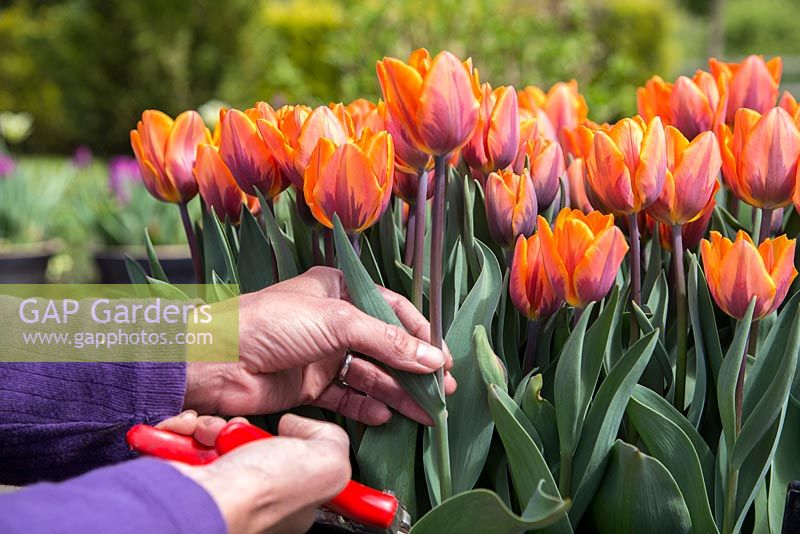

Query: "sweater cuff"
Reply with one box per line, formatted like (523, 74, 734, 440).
(132, 363, 188, 425)
(0, 458, 227, 534)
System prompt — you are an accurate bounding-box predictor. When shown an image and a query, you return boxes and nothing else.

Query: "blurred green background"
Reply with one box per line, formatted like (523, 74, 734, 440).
(3, 0, 799, 156)
(0, 0, 798, 281)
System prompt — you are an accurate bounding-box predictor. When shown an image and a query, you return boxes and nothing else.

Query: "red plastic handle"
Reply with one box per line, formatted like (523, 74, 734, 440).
(127, 422, 399, 530)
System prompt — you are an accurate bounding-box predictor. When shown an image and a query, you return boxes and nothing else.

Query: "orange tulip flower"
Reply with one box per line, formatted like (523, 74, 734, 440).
(377, 48, 480, 156)
(463, 84, 520, 176)
(130, 110, 210, 203)
(219, 107, 288, 200)
(345, 99, 385, 137)
(193, 143, 259, 225)
(304, 129, 394, 233)
(779, 91, 800, 123)
(638, 72, 727, 140)
(656, 194, 716, 252)
(513, 130, 565, 211)
(718, 107, 800, 209)
(538, 209, 629, 308)
(510, 234, 563, 320)
(586, 116, 667, 215)
(710, 55, 781, 124)
(259, 104, 353, 187)
(647, 127, 721, 226)
(700, 230, 797, 320)
(484, 169, 538, 248)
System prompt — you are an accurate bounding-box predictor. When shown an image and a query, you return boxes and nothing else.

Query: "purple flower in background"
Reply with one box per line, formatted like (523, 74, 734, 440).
(72, 145, 93, 167)
(108, 155, 142, 204)
(0, 154, 15, 179)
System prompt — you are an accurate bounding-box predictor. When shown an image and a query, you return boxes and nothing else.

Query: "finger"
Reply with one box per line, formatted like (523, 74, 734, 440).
(377, 286, 454, 370)
(277, 413, 350, 451)
(228, 416, 250, 425)
(268, 266, 346, 299)
(345, 358, 433, 425)
(156, 410, 198, 434)
(195, 415, 229, 447)
(313, 385, 392, 426)
(335, 303, 446, 374)
(444, 371, 457, 395)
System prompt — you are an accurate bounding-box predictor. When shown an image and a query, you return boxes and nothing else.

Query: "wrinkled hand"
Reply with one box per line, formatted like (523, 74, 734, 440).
(165, 412, 351, 534)
(185, 267, 456, 425)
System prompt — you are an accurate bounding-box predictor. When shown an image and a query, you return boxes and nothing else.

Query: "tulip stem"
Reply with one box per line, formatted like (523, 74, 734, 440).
(758, 207, 773, 244)
(324, 229, 335, 267)
(404, 209, 416, 266)
(430, 155, 451, 502)
(723, 327, 749, 534)
(264, 197, 279, 281)
(627, 213, 641, 343)
(179, 202, 203, 284)
(522, 319, 541, 375)
(311, 229, 323, 266)
(672, 224, 687, 411)
(412, 169, 430, 311)
(349, 233, 361, 257)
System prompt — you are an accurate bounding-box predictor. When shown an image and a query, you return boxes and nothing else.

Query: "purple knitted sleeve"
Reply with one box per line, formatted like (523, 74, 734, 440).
(0, 362, 186, 485)
(0, 458, 227, 534)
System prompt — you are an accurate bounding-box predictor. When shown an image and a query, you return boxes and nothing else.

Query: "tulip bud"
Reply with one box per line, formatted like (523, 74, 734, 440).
(718, 107, 800, 210)
(510, 234, 563, 320)
(647, 127, 721, 226)
(700, 230, 797, 320)
(219, 108, 288, 199)
(377, 49, 480, 156)
(538, 209, 629, 308)
(484, 169, 538, 248)
(463, 84, 520, 176)
(657, 194, 716, 252)
(393, 169, 434, 205)
(193, 143, 259, 225)
(513, 132, 565, 211)
(586, 116, 667, 215)
(130, 110, 210, 203)
(710, 55, 782, 124)
(258, 104, 352, 188)
(304, 130, 395, 233)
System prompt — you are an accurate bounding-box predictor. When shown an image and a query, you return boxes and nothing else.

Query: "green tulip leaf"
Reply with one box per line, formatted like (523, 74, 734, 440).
(144, 227, 168, 282)
(631, 301, 674, 395)
(202, 207, 238, 284)
(569, 330, 658, 523)
(430, 239, 502, 495)
(629, 385, 715, 494)
(768, 396, 800, 531)
(735, 291, 800, 468)
(717, 299, 756, 459)
(255, 188, 298, 281)
(411, 485, 570, 534)
(144, 277, 191, 300)
(687, 253, 724, 384)
(237, 204, 274, 293)
(333, 216, 444, 417)
(475, 325, 507, 393)
(488, 384, 571, 534)
(124, 255, 148, 285)
(627, 386, 718, 533)
(587, 440, 692, 534)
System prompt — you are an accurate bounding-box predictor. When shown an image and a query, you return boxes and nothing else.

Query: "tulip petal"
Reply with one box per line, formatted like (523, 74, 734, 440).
(296, 106, 350, 176)
(486, 86, 520, 170)
(416, 51, 480, 155)
(718, 238, 776, 319)
(537, 215, 572, 305)
(634, 117, 667, 210)
(572, 226, 628, 306)
(587, 130, 635, 214)
(739, 108, 800, 208)
(509, 236, 533, 316)
(377, 58, 425, 149)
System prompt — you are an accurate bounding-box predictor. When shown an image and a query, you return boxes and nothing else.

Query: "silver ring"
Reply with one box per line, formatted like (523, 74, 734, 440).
(337, 351, 354, 383)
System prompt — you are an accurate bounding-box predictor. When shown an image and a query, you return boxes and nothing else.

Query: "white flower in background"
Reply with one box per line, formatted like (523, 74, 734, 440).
(0, 111, 34, 144)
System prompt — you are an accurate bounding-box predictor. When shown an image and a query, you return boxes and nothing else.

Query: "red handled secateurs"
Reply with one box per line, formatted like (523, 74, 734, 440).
(127, 422, 411, 533)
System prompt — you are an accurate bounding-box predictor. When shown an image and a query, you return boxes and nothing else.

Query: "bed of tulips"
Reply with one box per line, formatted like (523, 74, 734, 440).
(128, 50, 800, 533)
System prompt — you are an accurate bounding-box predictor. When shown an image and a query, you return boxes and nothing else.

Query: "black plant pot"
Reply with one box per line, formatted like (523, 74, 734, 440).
(0, 241, 60, 283)
(94, 245, 195, 284)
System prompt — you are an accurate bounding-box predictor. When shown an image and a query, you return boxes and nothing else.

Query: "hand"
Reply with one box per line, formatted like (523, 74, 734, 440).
(185, 267, 456, 425)
(167, 413, 351, 534)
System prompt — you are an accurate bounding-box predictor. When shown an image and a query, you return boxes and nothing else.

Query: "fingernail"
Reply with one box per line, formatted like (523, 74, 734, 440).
(417, 343, 445, 369)
(180, 410, 197, 418)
